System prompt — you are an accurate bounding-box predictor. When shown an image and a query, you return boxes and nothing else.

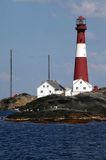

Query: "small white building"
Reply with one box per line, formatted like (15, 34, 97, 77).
(65, 79, 93, 96)
(65, 88, 72, 96)
(72, 79, 93, 96)
(37, 80, 65, 98)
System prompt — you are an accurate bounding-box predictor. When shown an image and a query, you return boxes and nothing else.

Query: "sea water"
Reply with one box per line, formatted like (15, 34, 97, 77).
(0, 110, 106, 160)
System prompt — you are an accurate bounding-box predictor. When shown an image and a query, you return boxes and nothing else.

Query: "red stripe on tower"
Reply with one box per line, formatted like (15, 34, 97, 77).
(74, 16, 89, 82)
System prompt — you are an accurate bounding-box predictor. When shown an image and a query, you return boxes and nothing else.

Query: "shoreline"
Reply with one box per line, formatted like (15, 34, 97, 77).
(5, 116, 106, 124)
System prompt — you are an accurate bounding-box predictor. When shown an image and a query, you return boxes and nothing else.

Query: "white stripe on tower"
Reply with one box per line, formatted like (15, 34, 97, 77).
(76, 44, 87, 57)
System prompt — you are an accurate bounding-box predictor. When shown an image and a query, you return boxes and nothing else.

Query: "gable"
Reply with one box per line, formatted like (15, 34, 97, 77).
(38, 81, 54, 90)
(73, 79, 92, 91)
(73, 79, 87, 86)
(38, 80, 65, 91)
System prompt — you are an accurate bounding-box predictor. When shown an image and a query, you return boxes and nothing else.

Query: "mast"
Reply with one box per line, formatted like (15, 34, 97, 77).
(48, 55, 50, 81)
(10, 49, 12, 97)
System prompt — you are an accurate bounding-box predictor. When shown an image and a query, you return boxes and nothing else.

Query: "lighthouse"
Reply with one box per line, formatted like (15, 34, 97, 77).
(72, 16, 93, 95)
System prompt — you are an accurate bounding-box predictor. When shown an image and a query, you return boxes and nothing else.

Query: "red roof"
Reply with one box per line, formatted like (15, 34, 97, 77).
(78, 16, 85, 20)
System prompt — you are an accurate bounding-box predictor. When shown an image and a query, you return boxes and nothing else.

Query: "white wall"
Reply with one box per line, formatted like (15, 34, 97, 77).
(37, 82, 54, 98)
(55, 90, 64, 95)
(65, 88, 72, 96)
(65, 80, 93, 97)
(73, 79, 93, 93)
(37, 82, 64, 98)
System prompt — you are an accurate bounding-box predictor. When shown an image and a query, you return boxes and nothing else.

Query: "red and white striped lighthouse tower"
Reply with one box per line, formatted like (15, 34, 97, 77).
(72, 16, 92, 95)
(74, 16, 88, 81)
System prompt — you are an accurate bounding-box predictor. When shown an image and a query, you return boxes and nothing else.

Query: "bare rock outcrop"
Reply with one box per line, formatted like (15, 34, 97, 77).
(0, 93, 36, 109)
(6, 89, 106, 123)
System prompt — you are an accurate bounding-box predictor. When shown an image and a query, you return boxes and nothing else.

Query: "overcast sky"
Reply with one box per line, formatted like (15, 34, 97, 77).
(0, 0, 106, 98)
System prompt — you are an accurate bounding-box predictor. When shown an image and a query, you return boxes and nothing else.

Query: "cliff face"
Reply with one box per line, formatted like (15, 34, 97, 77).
(6, 89, 106, 123)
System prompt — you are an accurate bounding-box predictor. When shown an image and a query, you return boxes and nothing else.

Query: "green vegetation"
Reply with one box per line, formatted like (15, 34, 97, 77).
(0, 105, 8, 110)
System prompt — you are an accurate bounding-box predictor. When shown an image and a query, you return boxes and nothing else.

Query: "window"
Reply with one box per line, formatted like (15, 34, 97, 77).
(47, 85, 49, 88)
(76, 87, 78, 90)
(41, 90, 43, 93)
(83, 87, 86, 90)
(80, 81, 82, 84)
(49, 90, 51, 93)
(43, 85, 45, 88)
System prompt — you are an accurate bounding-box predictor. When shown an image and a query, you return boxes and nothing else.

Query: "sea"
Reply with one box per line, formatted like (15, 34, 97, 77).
(0, 110, 106, 160)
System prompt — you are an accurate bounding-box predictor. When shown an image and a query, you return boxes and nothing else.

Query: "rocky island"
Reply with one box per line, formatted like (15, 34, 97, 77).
(0, 93, 36, 110)
(4, 88, 106, 123)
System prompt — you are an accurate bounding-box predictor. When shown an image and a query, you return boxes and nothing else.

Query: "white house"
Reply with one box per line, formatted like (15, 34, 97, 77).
(72, 79, 93, 96)
(37, 80, 65, 98)
(65, 79, 93, 96)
